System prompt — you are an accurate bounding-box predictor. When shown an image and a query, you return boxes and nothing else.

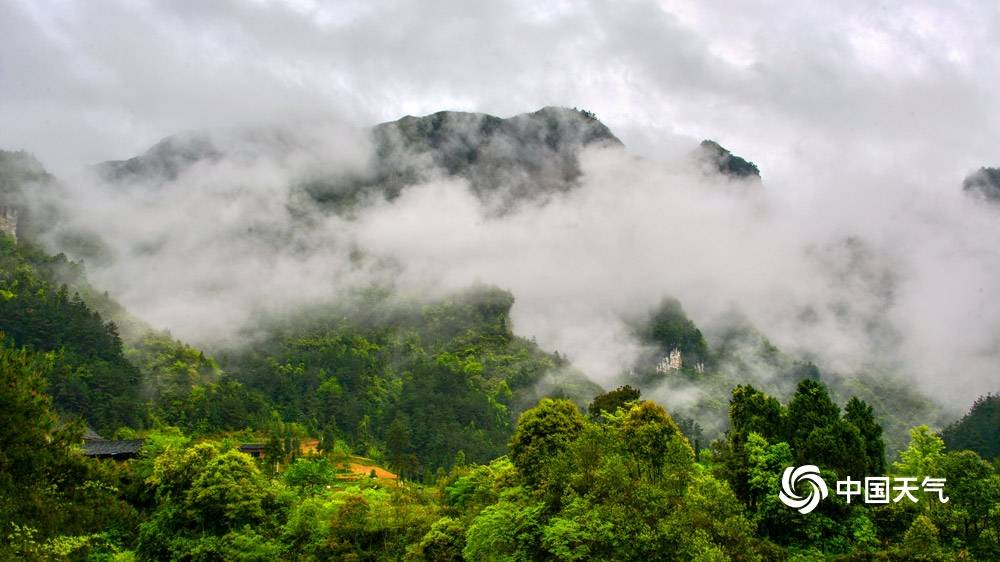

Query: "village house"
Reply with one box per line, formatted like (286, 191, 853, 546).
(81, 428, 143, 461)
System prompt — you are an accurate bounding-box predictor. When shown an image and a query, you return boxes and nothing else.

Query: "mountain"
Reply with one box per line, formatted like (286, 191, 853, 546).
(95, 107, 770, 214)
(96, 107, 624, 212)
(697, 139, 761, 180)
(0, 235, 145, 430)
(218, 285, 602, 474)
(1, 147, 605, 474)
(361, 106, 622, 203)
(0, 150, 53, 201)
(963, 167, 1000, 202)
(942, 394, 1000, 460)
(3, 114, 998, 562)
(97, 130, 225, 183)
(0, 150, 59, 240)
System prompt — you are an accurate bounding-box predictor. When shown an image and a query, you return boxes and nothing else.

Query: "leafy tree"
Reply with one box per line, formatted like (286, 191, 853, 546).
(729, 384, 784, 440)
(743, 433, 795, 527)
(282, 458, 337, 494)
(844, 396, 886, 474)
(715, 384, 785, 502)
(386, 414, 420, 478)
(444, 457, 516, 512)
(588, 384, 640, 417)
(900, 514, 945, 561)
(798, 419, 867, 478)
(463, 496, 546, 562)
(406, 516, 466, 561)
(674, 414, 705, 455)
(264, 433, 285, 467)
(0, 340, 80, 498)
(185, 450, 277, 533)
(620, 401, 694, 483)
(893, 425, 946, 481)
(138, 443, 286, 559)
(933, 450, 1000, 558)
(786, 379, 841, 459)
(467, 398, 766, 560)
(508, 398, 585, 485)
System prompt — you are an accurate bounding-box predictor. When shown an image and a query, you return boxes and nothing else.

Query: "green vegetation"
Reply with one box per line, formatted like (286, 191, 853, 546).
(706, 383, 1000, 560)
(222, 286, 600, 479)
(698, 140, 761, 179)
(625, 298, 942, 462)
(0, 232, 599, 477)
(943, 394, 1000, 461)
(0, 335, 139, 559)
(0, 235, 144, 431)
(587, 384, 640, 417)
(0, 232, 997, 559)
(640, 297, 710, 365)
(0, 234, 270, 435)
(5, 358, 995, 559)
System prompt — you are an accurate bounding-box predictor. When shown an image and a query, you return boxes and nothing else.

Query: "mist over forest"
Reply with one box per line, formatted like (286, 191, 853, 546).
(20, 104, 1000, 414)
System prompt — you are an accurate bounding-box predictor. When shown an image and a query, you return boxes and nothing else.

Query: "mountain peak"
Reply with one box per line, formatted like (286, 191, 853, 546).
(344, 106, 624, 207)
(697, 140, 761, 180)
(963, 167, 1000, 202)
(374, 106, 621, 152)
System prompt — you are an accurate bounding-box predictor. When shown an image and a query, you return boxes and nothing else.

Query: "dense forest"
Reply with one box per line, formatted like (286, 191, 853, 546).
(6, 0, 1000, 555)
(1, 225, 999, 560)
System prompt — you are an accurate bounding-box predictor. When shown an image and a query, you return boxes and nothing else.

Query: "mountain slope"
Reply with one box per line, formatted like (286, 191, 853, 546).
(96, 107, 624, 211)
(942, 394, 1000, 459)
(697, 139, 761, 180)
(219, 286, 602, 476)
(93, 107, 767, 215)
(0, 234, 145, 430)
(361, 106, 622, 204)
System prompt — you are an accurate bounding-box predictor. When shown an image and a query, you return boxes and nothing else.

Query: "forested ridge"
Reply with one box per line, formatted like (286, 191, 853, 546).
(1, 114, 999, 560)
(1, 228, 998, 560)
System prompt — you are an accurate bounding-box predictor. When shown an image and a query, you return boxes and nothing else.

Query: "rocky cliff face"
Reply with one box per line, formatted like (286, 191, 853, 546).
(0, 207, 16, 240)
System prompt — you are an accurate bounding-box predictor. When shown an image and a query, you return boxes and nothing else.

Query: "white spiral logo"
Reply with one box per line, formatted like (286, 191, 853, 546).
(778, 465, 828, 514)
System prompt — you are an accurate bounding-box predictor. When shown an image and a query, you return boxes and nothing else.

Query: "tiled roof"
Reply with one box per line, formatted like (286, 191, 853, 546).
(82, 439, 144, 457)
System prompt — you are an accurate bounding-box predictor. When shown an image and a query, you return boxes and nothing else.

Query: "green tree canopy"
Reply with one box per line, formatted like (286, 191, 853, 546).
(588, 384, 641, 417)
(509, 398, 585, 486)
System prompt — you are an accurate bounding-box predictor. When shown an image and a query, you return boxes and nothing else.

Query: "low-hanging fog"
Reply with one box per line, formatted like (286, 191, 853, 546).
(26, 122, 1000, 416)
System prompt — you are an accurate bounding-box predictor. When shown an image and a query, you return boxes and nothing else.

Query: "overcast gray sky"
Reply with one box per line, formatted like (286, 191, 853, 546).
(3, 0, 999, 186)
